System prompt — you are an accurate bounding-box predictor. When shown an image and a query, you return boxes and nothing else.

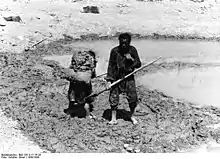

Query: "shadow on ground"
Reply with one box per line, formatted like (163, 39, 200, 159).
(102, 109, 131, 122)
(0, 35, 220, 153)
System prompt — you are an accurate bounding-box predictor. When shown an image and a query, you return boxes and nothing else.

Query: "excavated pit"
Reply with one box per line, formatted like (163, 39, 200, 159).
(1, 37, 220, 153)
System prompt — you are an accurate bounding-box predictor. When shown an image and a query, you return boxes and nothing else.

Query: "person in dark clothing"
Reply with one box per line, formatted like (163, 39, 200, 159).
(64, 50, 97, 119)
(105, 33, 141, 125)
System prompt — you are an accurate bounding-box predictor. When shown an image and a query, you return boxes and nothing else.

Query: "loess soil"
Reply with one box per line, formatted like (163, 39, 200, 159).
(1, 38, 220, 153)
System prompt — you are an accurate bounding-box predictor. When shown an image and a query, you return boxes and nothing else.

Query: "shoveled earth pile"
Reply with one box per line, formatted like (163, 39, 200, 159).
(0, 38, 220, 153)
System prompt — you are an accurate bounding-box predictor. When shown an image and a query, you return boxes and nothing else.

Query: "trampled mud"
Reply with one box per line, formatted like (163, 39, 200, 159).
(0, 38, 220, 153)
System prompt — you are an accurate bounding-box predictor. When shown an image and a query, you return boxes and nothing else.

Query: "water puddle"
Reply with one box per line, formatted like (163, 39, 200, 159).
(44, 53, 220, 108)
(138, 67, 220, 107)
(44, 55, 72, 68)
(67, 39, 220, 62)
(41, 40, 220, 153)
(43, 39, 220, 107)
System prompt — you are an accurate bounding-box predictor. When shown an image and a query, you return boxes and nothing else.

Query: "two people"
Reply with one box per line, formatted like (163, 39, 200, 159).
(65, 33, 141, 124)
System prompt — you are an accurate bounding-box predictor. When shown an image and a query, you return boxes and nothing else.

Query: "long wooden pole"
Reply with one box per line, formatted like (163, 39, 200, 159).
(84, 56, 162, 101)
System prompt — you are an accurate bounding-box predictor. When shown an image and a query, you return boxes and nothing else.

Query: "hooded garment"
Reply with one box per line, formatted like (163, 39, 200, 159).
(67, 50, 97, 104)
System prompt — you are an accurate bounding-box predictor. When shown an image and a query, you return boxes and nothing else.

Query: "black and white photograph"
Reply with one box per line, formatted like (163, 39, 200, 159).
(0, 0, 220, 157)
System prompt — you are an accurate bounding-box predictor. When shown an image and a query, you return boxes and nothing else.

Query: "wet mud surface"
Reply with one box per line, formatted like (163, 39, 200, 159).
(1, 38, 220, 153)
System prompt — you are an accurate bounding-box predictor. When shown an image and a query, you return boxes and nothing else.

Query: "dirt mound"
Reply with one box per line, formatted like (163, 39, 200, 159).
(0, 38, 220, 153)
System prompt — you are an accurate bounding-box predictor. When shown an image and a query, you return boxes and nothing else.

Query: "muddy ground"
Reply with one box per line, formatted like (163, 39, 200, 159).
(1, 0, 220, 153)
(1, 38, 220, 153)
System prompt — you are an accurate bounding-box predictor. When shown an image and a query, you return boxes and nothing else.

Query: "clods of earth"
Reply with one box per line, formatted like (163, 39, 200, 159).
(1, 37, 220, 153)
